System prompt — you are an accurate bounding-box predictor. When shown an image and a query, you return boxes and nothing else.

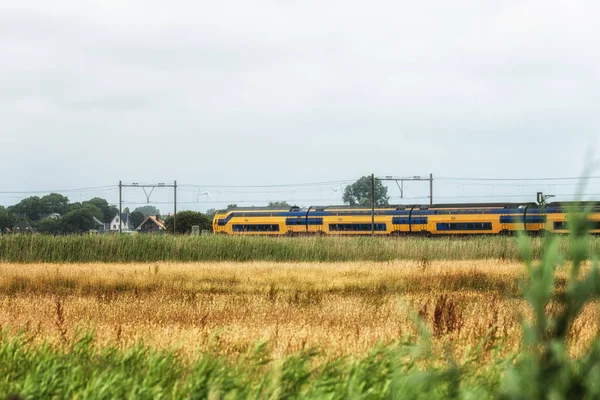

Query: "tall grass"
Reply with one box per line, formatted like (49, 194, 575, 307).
(0, 332, 497, 399)
(1, 234, 598, 263)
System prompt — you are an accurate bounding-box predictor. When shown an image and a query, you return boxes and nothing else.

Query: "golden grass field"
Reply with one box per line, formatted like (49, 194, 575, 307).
(0, 260, 597, 361)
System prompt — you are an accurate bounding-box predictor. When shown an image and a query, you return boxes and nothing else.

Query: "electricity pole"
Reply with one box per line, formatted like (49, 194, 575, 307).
(371, 173, 375, 237)
(119, 181, 123, 234)
(430, 173, 433, 205)
(118, 181, 177, 233)
(370, 173, 434, 236)
(173, 180, 177, 234)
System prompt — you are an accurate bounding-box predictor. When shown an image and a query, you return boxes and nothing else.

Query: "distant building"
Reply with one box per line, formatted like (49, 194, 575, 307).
(90, 217, 108, 234)
(109, 212, 133, 233)
(137, 216, 166, 234)
(41, 213, 61, 221)
(12, 219, 35, 234)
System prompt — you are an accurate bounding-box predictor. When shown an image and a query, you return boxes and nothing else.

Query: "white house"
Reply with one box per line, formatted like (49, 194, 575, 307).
(109, 213, 133, 233)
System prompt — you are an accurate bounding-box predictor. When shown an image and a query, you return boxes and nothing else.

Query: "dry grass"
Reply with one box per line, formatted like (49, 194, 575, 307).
(0, 260, 597, 360)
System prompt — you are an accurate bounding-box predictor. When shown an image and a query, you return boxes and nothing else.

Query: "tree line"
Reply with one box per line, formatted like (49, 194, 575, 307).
(0, 194, 214, 234)
(0, 176, 389, 234)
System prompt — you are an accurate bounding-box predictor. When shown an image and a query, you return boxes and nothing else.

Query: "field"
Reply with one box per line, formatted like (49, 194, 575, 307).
(0, 260, 546, 358)
(2, 233, 600, 398)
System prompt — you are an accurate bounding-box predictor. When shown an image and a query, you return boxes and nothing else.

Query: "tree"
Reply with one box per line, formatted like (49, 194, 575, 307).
(268, 201, 292, 208)
(40, 193, 70, 215)
(36, 218, 63, 235)
(133, 205, 161, 218)
(130, 211, 145, 229)
(9, 196, 44, 221)
(60, 208, 98, 233)
(226, 204, 238, 209)
(68, 202, 103, 222)
(205, 208, 218, 220)
(0, 206, 16, 231)
(9, 194, 71, 221)
(164, 211, 211, 234)
(343, 176, 389, 206)
(83, 198, 118, 223)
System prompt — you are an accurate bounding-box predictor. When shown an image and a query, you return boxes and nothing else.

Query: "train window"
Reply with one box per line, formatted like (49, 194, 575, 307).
(554, 222, 567, 230)
(436, 222, 492, 231)
(590, 221, 600, 230)
(500, 216, 547, 224)
(232, 224, 280, 232)
(328, 223, 386, 231)
(392, 217, 428, 225)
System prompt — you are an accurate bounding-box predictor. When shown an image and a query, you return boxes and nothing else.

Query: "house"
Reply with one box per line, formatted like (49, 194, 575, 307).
(12, 219, 35, 234)
(91, 217, 108, 234)
(109, 212, 133, 233)
(137, 216, 166, 234)
(41, 213, 61, 221)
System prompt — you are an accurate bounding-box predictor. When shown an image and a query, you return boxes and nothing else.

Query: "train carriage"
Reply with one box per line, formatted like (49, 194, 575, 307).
(212, 207, 291, 235)
(312, 206, 397, 236)
(212, 201, 600, 236)
(545, 203, 600, 234)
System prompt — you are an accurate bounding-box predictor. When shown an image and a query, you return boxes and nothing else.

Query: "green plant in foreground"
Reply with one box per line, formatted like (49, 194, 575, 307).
(501, 207, 600, 399)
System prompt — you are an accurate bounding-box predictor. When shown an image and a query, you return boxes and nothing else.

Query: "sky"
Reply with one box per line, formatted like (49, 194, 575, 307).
(1, 0, 600, 212)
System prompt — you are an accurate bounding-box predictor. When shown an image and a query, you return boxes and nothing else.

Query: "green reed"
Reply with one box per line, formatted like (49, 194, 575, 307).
(1, 234, 598, 263)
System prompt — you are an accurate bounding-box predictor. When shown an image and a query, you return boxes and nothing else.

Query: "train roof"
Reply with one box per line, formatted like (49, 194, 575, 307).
(216, 206, 299, 213)
(548, 201, 600, 207)
(311, 202, 537, 210)
(215, 201, 600, 214)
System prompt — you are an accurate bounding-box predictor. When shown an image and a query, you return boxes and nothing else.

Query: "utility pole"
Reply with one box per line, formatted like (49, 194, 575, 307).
(371, 173, 375, 237)
(118, 181, 177, 233)
(372, 174, 433, 205)
(119, 181, 122, 234)
(430, 173, 433, 205)
(173, 180, 177, 234)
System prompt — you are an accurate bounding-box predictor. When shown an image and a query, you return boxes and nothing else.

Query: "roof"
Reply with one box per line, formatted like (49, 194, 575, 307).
(222, 206, 295, 211)
(112, 213, 130, 223)
(41, 213, 61, 220)
(92, 217, 104, 226)
(137, 215, 166, 230)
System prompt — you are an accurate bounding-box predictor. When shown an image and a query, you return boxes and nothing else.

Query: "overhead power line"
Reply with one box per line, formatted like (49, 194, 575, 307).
(0, 185, 116, 194)
(438, 176, 600, 182)
(121, 192, 600, 205)
(402, 193, 600, 201)
(180, 179, 355, 189)
(436, 181, 587, 188)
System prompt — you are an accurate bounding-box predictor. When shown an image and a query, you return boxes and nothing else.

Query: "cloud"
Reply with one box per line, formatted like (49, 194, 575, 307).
(0, 0, 599, 208)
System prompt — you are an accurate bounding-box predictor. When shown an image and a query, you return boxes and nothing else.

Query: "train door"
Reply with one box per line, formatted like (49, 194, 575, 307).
(500, 210, 510, 234)
(413, 209, 428, 234)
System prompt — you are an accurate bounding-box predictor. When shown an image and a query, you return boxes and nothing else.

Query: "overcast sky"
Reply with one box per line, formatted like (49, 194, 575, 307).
(1, 0, 600, 212)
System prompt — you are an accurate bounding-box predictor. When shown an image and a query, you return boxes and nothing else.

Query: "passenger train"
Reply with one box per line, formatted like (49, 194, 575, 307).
(212, 202, 600, 236)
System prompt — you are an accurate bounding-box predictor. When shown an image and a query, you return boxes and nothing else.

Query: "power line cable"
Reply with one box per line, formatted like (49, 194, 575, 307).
(180, 179, 355, 189)
(438, 176, 600, 182)
(436, 181, 592, 188)
(0, 185, 116, 194)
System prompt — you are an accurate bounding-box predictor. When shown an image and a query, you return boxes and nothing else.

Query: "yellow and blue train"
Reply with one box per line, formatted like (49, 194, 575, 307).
(212, 202, 600, 236)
